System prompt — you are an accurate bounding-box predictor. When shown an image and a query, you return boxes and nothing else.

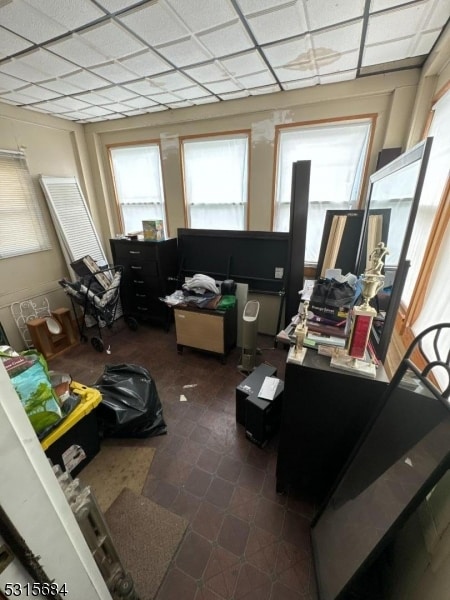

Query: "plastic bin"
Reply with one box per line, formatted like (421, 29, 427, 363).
(41, 381, 102, 476)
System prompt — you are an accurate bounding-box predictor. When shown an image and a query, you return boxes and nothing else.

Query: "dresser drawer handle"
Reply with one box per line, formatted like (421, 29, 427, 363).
(129, 250, 141, 255)
(137, 306, 148, 311)
(131, 265, 142, 270)
(133, 279, 145, 284)
(135, 293, 147, 298)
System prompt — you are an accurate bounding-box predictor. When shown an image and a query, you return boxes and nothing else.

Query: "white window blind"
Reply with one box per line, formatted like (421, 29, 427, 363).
(274, 120, 371, 263)
(39, 176, 107, 266)
(182, 134, 249, 230)
(0, 150, 51, 259)
(109, 144, 166, 236)
(403, 90, 450, 304)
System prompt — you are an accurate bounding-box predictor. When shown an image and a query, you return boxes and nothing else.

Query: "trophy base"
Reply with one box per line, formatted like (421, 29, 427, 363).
(287, 345, 307, 365)
(330, 353, 376, 379)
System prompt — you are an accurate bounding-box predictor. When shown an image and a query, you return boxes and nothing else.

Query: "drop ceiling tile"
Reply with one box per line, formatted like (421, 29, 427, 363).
(282, 76, 319, 90)
(25, 0, 105, 30)
(0, 71, 28, 92)
(61, 70, 110, 90)
(80, 20, 146, 60)
(17, 49, 77, 78)
(237, 70, 276, 87)
(0, 27, 33, 58)
(221, 50, 268, 77)
(121, 108, 147, 116)
(122, 96, 158, 109)
(206, 79, 242, 93)
(175, 85, 212, 100)
(151, 71, 194, 91)
(218, 89, 250, 100)
(249, 84, 281, 95)
(198, 21, 253, 56)
(91, 61, 136, 83)
(52, 96, 92, 110)
(150, 91, 182, 103)
(263, 37, 311, 71)
(304, 0, 365, 30)
(62, 111, 92, 120)
(366, 4, 427, 46)
(79, 105, 115, 117)
(0, 90, 37, 104)
(157, 37, 212, 67)
(317, 49, 359, 75)
(123, 79, 162, 95)
(119, 50, 172, 77)
(274, 63, 316, 83)
(73, 91, 111, 105)
(146, 105, 169, 112)
(413, 29, 441, 56)
(0, 59, 46, 83)
(183, 62, 228, 83)
(105, 112, 127, 120)
(370, 0, 416, 12)
(246, 3, 308, 45)
(31, 100, 71, 113)
(14, 84, 60, 101)
(47, 35, 108, 68)
(166, 0, 237, 32)
(312, 21, 363, 54)
(363, 38, 413, 66)
(425, 0, 450, 29)
(0, 0, 66, 43)
(96, 86, 137, 102)
(95, 0, 144, 11)
(165, 100, 193, 108)
(319, 70, 357, 84)
(236, 0, 293, 14)
(40, 78, 86, 94)
(118, 3, 188, 46)
(192, 95, 220, 104)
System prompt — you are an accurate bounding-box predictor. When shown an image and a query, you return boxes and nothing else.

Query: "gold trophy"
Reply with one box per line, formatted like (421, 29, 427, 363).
(288, 300, 309, 365)
(331, 242, 388, 377)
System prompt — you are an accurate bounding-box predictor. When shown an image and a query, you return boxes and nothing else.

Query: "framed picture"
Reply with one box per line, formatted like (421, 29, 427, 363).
(0, 322, 10, 346)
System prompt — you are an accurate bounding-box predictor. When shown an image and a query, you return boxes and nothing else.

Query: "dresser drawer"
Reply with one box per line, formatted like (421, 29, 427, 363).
(112, 240, 157, 260)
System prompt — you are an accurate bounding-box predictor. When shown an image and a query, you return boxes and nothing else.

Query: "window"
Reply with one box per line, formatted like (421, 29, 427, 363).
(274, 119, 372, 263)
(0, 150, 51, 259)
(109, 143, 167, 235)
(182, 133, 249, 230)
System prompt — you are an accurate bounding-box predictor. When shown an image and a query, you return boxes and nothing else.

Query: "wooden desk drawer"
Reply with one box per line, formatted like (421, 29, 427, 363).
(175, 309, 224, 354)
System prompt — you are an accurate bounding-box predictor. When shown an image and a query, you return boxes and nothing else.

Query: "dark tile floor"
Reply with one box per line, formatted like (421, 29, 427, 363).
(49, 319, 318, 600)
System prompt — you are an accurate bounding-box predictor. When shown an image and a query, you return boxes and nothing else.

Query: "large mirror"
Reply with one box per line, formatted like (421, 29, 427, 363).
(355, 138, 433, 361)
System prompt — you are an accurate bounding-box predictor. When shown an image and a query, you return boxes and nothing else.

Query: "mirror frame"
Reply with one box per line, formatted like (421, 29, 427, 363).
(355, 137, 433, 362)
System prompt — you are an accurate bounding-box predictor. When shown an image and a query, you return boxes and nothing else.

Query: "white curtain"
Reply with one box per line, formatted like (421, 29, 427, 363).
(403, 90, 450, 304)
(274, 120, 371, 263)
(109, 144, 166, 235)
(183, 135, 248, 230)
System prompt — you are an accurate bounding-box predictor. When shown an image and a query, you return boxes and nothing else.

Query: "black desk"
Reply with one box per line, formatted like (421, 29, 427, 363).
(276, 351, 389, 503)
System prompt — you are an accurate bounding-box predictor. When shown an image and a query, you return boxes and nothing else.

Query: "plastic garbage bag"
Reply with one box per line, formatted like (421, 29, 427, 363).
(93, 364, 167, 438)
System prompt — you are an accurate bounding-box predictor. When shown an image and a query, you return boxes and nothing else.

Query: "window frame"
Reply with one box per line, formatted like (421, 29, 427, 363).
(0, 149, 51, 260)
(180, 130, 251, 230)
(272, 115, 376, 266)
(107, 140, 168, 237)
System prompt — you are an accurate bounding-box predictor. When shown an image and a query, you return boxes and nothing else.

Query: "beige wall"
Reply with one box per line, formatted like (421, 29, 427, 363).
(0, 104, 95, 350)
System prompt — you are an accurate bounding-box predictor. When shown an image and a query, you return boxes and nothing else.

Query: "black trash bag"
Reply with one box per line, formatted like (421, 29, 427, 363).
(93, 364, 167, 438)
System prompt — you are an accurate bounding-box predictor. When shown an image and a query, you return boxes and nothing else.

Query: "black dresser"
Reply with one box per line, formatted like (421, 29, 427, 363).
(110, 238, 178, 329)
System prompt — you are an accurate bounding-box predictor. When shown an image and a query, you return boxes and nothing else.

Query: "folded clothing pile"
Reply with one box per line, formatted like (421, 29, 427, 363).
(182, 273, 221, 308)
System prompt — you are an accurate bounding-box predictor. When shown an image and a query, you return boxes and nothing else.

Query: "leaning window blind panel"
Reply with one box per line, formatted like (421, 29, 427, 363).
(39, 175, 107, 267)
(0, 150, 51, 259)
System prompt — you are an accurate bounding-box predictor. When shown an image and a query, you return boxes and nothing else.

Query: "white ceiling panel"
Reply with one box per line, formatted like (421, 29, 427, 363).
(366, 4, 428, 45)
(119, 50, 172, 77)
(91, 61, 136, 83)
(363, 38, 414, 66)
(24, 0, 105, 30)
(206, 79, 243, 94)
(0, 27, 33, 59)
(61, 70, 110, 90)
(47, 35, 109, 68)
(121, 108, 146, 116)
(80, 21, 146, 60)
(157, 37, 212, 67)
(0, 0, 66, 43)
(198, 21, 254, 56)
(304, 0, 365, 30)
(246, 3, 308, 45)
(312, 21, 364, 54)
(237, 70, 276, 88)
(0, 0, 447, 122)
(183, 62, 228, 83)
(79, 105, 115, 117)
(221, 51, 269, 77)
(166, 0, 237, 32)
(118, 3, 189, 46)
